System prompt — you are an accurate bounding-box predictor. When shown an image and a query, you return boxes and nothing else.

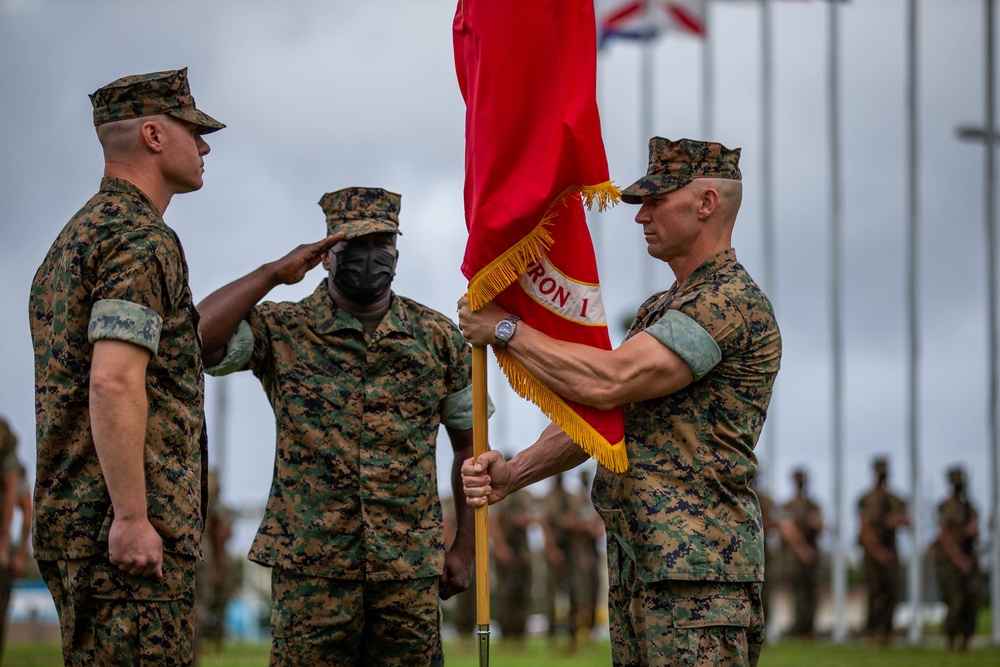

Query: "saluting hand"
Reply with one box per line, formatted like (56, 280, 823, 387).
(270, 233, 344, 285)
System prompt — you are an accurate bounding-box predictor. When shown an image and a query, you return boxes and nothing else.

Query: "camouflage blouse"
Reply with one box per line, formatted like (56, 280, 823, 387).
(29, 177, 206, 561)
(593, 248, 781, 585)
(231, 283, 473, 580)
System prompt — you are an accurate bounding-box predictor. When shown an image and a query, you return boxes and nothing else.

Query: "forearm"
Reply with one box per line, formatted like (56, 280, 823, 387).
(506, 324, 692, 411)
(197, 263, 279, 364)
(507, 422, 589, 493)
(450, 442, 476, 553)
(91, 346, 150, 522)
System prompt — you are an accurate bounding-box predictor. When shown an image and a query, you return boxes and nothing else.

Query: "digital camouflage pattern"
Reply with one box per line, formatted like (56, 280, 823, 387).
(270, 568, 443, 666)
(319, 186, 403, 240)
(620, 137, 742, 204)
(90, 67, 225, 133)
(39, 553, 196, 666)
(29, 176, 207, 562)
(218, 282, 471, 579)
(934, 493, 981, 638)
(784, 491, 823, 636)
(593, 248, 781, 587)
(492, 489, 533, 639)
(607, 580, 763, 667)
(857, 484, 906, 637)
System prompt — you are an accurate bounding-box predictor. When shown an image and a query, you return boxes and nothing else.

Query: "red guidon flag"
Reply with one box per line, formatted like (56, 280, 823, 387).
(453, 0, 627, 472)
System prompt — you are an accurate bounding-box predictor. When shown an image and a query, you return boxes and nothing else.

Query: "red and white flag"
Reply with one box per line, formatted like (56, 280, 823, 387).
(453, 0, 627, 472)
(597, 0, 706, 46)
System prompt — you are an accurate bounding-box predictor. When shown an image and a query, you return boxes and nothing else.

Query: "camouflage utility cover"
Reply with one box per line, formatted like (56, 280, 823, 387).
(90, 67, 225, 133)
(319, 187, 403, 240)
(593, 248, 781, 584)
(29, 177, 207, 561)
(225, 283, 471, 579)
(621, 137, 741, 205)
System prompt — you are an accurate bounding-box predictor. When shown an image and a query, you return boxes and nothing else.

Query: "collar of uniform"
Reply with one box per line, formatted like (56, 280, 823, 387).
(308, 281, 416, 340)
(99, 176, 159, 215)
(686, 247, 737, 285)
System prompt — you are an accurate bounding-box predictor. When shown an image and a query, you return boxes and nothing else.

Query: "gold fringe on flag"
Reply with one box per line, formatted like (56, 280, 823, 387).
(580, 180, 621, 212)
(494, 348, 628, 473)
(467, 180, 626, 471)
(466, 182, 620, 311)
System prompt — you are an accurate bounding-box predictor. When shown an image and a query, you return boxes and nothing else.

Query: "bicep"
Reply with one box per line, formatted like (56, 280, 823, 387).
(91, 339, 151, 391)
(611, 332, 695, 404)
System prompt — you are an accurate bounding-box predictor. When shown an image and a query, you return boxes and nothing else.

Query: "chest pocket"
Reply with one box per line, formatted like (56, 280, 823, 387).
(391, 366, 445, 423)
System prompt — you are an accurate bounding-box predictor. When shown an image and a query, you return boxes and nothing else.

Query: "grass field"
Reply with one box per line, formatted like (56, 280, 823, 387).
(6, 637, 1000, 667)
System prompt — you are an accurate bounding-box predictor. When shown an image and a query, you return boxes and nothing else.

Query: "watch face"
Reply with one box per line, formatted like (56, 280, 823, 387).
(496, 320, 515, 340)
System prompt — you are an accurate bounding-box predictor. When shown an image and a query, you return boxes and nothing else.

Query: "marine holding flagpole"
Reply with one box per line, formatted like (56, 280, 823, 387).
(459, 138, 782, 667)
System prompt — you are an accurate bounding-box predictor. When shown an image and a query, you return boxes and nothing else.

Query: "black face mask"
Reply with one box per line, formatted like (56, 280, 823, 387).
(333, 245, 397, 305)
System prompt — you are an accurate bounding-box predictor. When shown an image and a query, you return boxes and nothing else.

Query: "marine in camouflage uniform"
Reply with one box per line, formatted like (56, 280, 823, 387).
(752, 481, 778, 624)
(489, 484, 534, 643)
(933, 467, 980, 652)
(0, 417, 28, 661)
(856, 457, 909, 646)
(27, 68, 223, 667)
(459, 137, 781, 667)
(782, 469, 823, 638)
(541, 472, 579, 648)
(198, 187, 484, 667)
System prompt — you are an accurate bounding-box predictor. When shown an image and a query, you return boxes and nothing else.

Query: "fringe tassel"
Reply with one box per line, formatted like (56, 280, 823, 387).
(580, 180, 621, 212)
(467, 181, 620, 312)
(494, 348, 629, 473)
(467, 220, 554, 311)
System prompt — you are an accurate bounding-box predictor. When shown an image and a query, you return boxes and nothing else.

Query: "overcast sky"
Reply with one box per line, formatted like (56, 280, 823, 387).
(0, 0, 993, 558)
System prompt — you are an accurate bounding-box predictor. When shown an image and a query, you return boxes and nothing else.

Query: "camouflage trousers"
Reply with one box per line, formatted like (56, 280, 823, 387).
(607, 579, 764, 667)
(38, 552, 196, 667)
(269, 567, 443, 667)
(862, 555, 901, 638)
(936, 560, 981, 638)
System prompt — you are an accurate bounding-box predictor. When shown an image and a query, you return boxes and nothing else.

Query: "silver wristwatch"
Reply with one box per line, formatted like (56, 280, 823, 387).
(493, 314, 521, 348)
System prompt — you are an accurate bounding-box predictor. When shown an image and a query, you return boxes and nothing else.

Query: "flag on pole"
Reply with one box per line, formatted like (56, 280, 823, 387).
(453, 0, 628, 473)
(597, 0, 706, 47)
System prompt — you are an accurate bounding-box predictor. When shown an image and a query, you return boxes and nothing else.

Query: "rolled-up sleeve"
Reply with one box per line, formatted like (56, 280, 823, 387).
(88, 298, 163, 355)
(440, 384, 495, 431)
(205, 320, 254, 376)
(645, 309, 722, 381)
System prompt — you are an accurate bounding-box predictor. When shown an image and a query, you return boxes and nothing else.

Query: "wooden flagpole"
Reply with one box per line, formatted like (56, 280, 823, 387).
(472, 344, 490, 666)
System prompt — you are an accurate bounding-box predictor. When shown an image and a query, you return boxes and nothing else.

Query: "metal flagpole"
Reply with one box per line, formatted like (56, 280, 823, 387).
(760, 0, 777, 495)
(827, 0, 848, 644)
(703, 0, 714, 138)
(640, 0, 655, 295)
(904, 0, 924, 644)
(986, 0, 1000, 646)
(954, 0, 999, 643)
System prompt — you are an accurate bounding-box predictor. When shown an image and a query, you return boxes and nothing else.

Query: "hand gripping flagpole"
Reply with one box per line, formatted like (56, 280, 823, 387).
(472, 344, 490, 666)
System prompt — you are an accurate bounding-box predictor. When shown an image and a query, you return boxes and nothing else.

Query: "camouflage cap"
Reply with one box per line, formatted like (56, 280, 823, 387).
(319, 187, 403, 240)
(947, 466, 966, 485)
(620, 137, 741, 204)
(89, 67, 225, 134)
